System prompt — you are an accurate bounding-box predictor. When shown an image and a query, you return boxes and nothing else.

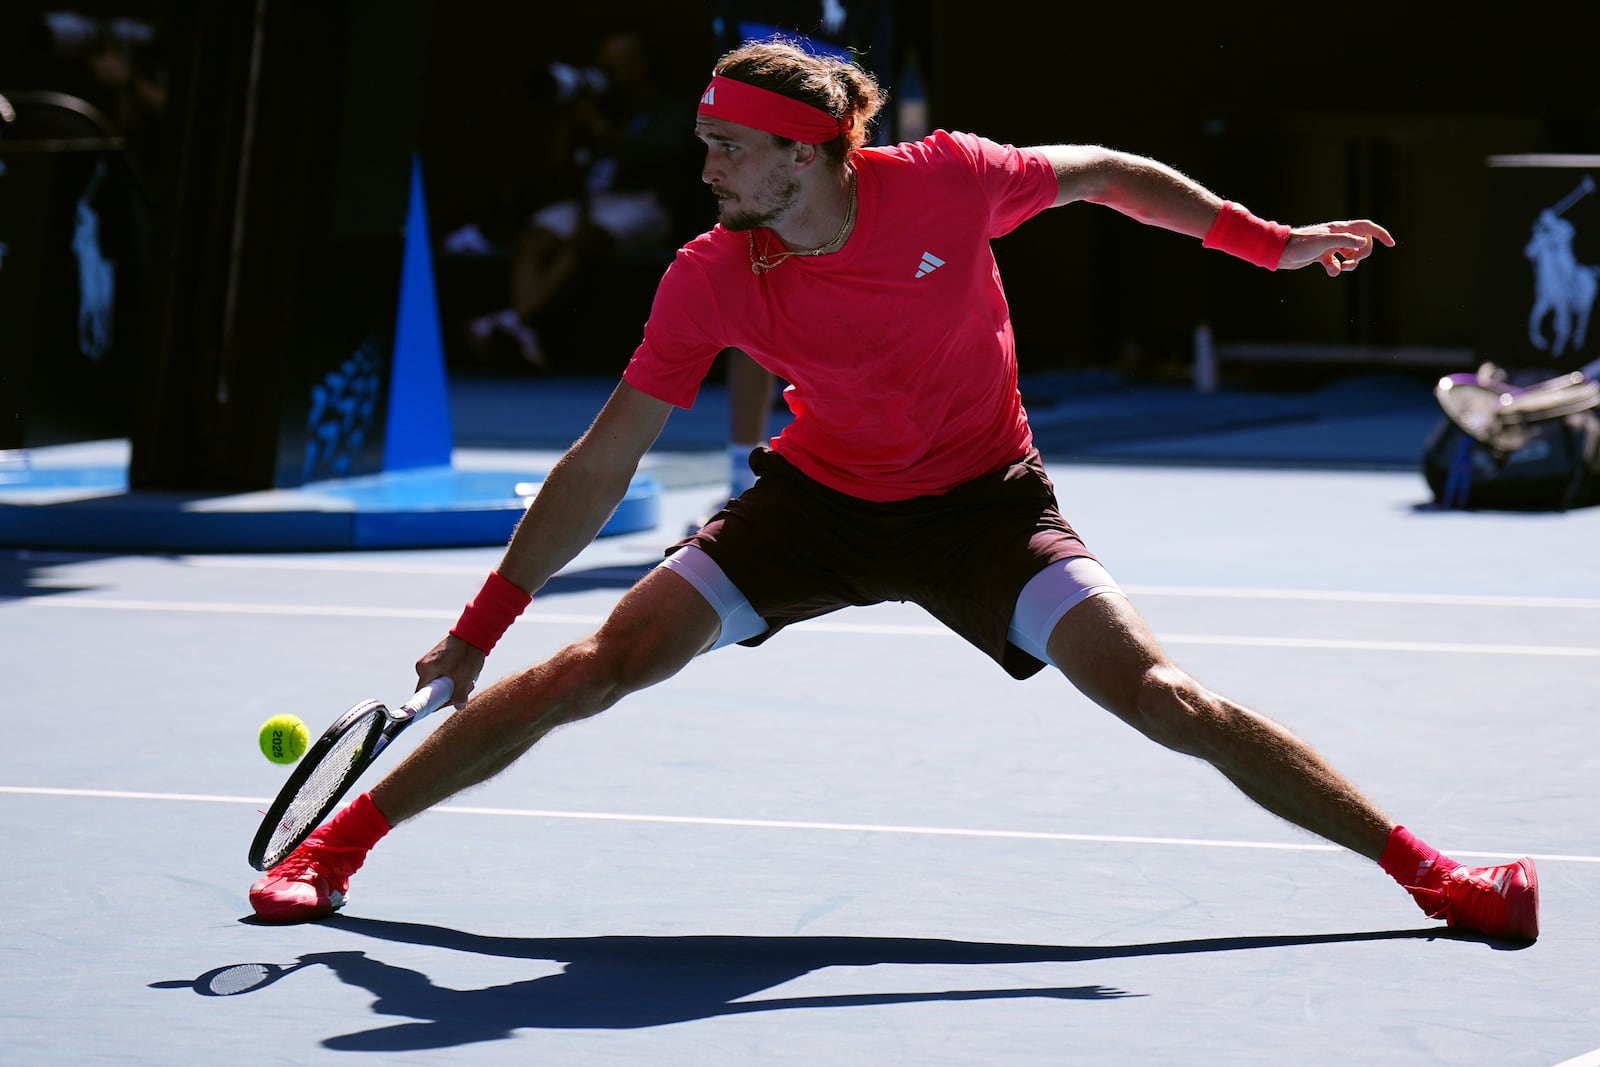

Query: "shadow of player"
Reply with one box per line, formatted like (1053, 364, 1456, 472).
(155, 920, 1468, 1051)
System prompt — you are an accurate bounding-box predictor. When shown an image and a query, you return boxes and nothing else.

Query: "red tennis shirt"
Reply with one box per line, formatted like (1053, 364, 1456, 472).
(624, 130, 1059, 502)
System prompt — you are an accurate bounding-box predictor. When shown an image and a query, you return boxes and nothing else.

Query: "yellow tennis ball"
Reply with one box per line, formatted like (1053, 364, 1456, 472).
(259, 714, 310, 765)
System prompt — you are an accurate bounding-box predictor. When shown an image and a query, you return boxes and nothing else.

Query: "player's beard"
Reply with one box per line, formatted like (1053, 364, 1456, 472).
(717, 170, 802, 231)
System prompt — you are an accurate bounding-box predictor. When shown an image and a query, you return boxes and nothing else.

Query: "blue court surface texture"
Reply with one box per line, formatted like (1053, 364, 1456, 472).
(3, 372, 1598, 1066)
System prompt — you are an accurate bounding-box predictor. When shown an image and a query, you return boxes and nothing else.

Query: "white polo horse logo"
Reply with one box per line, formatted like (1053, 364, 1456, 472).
(1525, 176, 1598, 358)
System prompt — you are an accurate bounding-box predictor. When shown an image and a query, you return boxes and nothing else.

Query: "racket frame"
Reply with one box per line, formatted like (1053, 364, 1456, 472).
(247, 678, 453, 871)
(1436, 370, 1600, 453)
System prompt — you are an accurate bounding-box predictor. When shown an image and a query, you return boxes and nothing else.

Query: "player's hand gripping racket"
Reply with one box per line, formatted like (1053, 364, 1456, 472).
(248, 677, 453, 871)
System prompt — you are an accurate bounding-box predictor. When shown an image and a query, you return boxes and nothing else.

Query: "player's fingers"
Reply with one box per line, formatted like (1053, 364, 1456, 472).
(1318, 241, 1370, 276)
(448, 668, 479, 708)
(1299, 236, 1350, 271)
(1317, 237, 1369, 265)
(1328, 219, 1396, 247)
(1352, 219, 1395, 246)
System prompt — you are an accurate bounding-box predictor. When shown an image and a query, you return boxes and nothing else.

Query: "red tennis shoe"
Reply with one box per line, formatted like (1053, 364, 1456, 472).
(1416, 858, 1540, 942)
(249, 829, 370, 924)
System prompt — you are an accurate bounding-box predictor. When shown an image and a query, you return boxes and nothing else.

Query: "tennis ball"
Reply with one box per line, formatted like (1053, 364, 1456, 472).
(259, 714, 310, 765)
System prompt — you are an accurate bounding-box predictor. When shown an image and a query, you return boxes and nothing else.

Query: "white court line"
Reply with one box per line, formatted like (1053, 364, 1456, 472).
(802, 621, 1600, 659)
(1126, 585, 1600, 611)
(23, 549, 1600, 610)
(798, 621, 1600, 659)
(1157, 633, 1600, 658)
(20, 596, 1600, 657)
(3, 785, 1598, 863)
(22, 597, 589, 626)
(158, 556, 1600, 609)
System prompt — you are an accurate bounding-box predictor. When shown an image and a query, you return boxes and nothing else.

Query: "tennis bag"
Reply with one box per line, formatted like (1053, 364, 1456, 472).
(1423, 363, 1600, 510)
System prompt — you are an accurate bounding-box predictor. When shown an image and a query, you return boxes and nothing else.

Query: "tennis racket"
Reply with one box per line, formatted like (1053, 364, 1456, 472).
(151, 958, 315, 996)
(195, 959, 314, 996)
(1435, 366, 1599, 452)
(248, 677, 453, 871)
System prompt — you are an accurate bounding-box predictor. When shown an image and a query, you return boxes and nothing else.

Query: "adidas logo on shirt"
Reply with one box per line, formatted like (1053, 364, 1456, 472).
(915, 251, 945, 278)
(700, 85, 716, 105)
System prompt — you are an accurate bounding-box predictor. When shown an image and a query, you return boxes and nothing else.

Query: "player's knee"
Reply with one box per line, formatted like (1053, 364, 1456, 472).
(1124, 664, 1229, 758)
(585, 638, 664, 706)
(540, 631, 683, 723)
(489, 639, 621, 732)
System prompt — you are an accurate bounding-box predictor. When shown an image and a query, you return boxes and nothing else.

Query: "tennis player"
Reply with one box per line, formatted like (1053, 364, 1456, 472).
(252, 39, 1539, 940)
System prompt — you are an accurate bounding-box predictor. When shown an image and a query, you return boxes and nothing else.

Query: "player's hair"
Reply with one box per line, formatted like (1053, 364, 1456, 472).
(713, 37, 885, 162)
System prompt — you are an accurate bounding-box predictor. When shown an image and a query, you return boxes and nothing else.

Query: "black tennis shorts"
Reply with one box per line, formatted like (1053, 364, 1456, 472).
(669, 446, 1096, 679)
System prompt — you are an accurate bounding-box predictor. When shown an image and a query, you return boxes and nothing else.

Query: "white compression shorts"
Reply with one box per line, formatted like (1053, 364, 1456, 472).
(658, 545, 1123, 668)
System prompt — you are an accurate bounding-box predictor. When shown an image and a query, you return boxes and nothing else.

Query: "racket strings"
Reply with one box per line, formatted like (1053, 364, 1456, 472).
(259, 709, 381, 869)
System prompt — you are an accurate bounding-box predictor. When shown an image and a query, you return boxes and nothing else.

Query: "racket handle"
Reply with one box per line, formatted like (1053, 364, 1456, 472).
(397, 676, 454, 722)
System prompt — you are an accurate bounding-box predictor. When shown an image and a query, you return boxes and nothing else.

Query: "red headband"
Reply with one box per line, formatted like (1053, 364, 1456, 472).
(697, 75, 847, 144)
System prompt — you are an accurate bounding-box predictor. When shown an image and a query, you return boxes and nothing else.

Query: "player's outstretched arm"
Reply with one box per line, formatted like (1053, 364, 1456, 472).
(495, 380, 673, 594)
(1038, 144, 1395, 276)
(1041, 144, 1221, 236)
(417, 381, 674, 704)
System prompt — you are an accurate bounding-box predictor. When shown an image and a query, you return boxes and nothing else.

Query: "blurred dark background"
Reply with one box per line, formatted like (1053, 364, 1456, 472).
(410, 0, 1599, 383)
(2, 0, 1596, 468)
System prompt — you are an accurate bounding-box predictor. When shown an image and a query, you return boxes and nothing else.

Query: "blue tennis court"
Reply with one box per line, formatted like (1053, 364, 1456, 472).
(3, 374, 1597, 1066)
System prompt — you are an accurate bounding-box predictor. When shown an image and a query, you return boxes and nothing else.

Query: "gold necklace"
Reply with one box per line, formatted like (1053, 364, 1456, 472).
(748, 169, 857, 275)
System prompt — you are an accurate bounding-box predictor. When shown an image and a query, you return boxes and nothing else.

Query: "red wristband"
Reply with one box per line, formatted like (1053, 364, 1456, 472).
(450, 572, 531, 654)
(1203, 201, 1291, 270)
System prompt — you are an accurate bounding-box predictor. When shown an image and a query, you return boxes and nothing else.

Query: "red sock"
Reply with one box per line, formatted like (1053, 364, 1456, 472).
(1379, 825, 1462, 909)
(324, 792, 392, 851)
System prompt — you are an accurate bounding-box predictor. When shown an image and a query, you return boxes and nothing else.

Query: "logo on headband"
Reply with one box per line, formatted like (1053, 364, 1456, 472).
(697, 75, 844, 144)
